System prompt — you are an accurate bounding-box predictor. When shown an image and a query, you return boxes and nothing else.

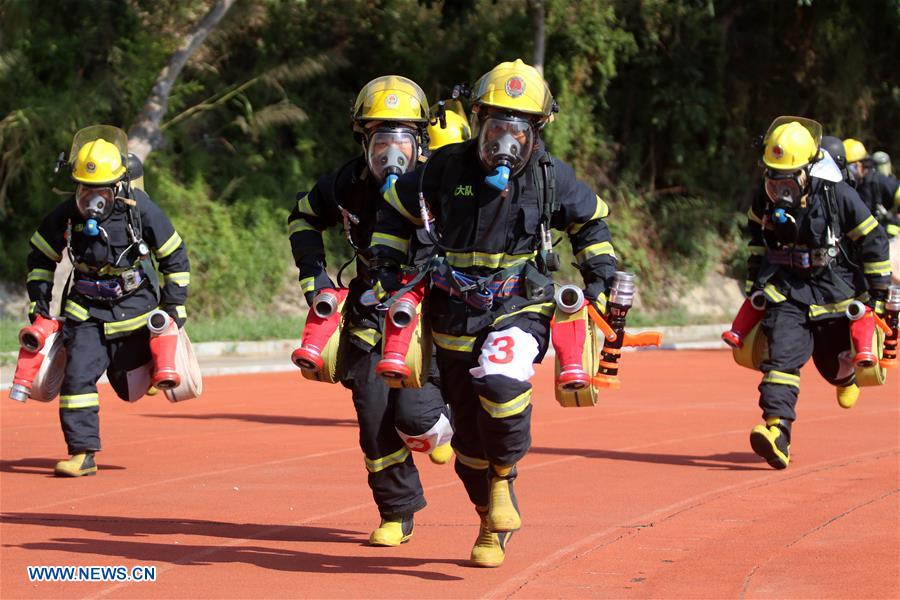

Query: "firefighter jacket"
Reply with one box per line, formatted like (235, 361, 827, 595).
(27, 189, 190, 339)
(287, 156, 386, 349)
(856, 171, 900, 233)
(371, 139, 617, 339)
(745, 177, 891, 318)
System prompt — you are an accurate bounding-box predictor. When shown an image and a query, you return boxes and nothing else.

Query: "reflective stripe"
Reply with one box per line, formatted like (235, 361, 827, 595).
(762, 370, 800, 388)
(433, 331, 476, 353)
(744, 280, 753, 294)
(364, 446, 410, 473)
(894, 185, 900, 208)
(748, 244, 765, 255)
(156, 231, 183, 258)
(762, 283, 786, 303)
(747, 207, 763, 225)
(288, 218, 316, 236)
(64, 300, 89, 321)
(575, 241, 615, 264)
(863, 260, 891, 276)
(300, 277, 315, 293)
(297, 194, 316, 217)
(846, 215, 877, 241)
(590, 195, 610, 219)
(163, 272, 191, 286)
(455, 451, 489, 470)
(175, 305, 187, 319)
(59, 393, 99, 409)
(808, 297, 857, 318)
(27, 268, 54, 283)
(592, 293, 608, 314)
(479, 389, 532, 419)
(384, 183, 423, 226)
(568, 196, 610, 234)
(349, 326, 380, 347)
(103, 310, 155, 336)
(29, 301, 36, 314)
(371, 232, 410, 255)
(445, 251, 535, 270)
(371, 280, 389, 302)
(493, 301, 555, 326)
(30, 231, 61, 262)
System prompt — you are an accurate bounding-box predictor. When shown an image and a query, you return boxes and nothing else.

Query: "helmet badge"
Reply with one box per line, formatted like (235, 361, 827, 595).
(86, 161, 97, 173)
(772, 145, 784, 159)
(505, 76, 525, 98)
(385, 93, 399, 108)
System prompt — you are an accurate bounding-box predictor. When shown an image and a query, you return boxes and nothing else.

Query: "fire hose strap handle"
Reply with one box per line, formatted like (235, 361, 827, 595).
(874, 314, 892, 335)
(586, 302, 617, 342)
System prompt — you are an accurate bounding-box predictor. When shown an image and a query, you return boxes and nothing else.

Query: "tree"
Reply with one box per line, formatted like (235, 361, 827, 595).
(128, 0, 236, 162)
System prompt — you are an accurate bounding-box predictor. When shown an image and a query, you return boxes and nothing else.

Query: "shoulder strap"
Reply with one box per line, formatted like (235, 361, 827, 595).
(822, 182, 841, 242)
(540, 152, 557, 224)
(127, 188, 161, 301)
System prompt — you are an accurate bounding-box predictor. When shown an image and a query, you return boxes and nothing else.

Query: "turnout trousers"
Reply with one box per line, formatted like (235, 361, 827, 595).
(759, 299, 854, 425)
(339, 339, 448, 520)
(59, 319, 152, 454)
(434, 313, 550, 508)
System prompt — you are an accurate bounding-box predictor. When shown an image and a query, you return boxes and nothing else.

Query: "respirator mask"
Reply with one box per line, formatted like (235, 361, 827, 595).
(366, 126, 418, 192)
(75, 184, 116, 236)
(477, 114, 535, 191)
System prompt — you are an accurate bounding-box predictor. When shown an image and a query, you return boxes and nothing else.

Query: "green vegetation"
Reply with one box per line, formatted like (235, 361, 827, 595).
(1, 0, 897, 325)
(186, 312, 306, 344)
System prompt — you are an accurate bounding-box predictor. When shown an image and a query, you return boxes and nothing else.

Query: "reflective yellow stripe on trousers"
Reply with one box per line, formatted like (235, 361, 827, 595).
(59, 393, 99, 409)
(479, 389, 532, 419)
(364, 447, 410, 473)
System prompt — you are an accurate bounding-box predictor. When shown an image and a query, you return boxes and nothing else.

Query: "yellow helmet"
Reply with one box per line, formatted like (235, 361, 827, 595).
(69, 125, 129, 185)
(352, 75, 429, 124)
(761, 116, 822, 171)
(72, 139, 126, 184)
(471, 58, 555, 117)
(843, 138, 868, 164)
(427, 110, 472, 151)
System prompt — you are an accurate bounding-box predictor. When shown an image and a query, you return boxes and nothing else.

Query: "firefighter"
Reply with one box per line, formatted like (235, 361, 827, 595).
(371, 59, 617, 567)
(844, 138, 900, 237)
(25, 125, 190, 477)
(287, 76, 452, 547)
(745, 118, 891, 470)
(872, 151, 893, 177)
(820, 135, 851, 184)
(426, 103, 472, 153)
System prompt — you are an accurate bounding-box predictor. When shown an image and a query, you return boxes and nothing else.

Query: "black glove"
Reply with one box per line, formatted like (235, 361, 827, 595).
(867, 287, 888, 316)
(162, 304, 186, 329)
(28, 302, 51, 324)
(371, 268, 403, 302)
(584, 281, 610, 315)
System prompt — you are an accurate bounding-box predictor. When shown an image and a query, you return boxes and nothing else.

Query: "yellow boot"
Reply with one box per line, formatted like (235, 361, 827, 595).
(836, 383, 859, 409)
(487, 464, 521, 532)
(368, 515, 414, 546)
(470, 506, 512, 568)
(54, 452, 97, 477)
(429, 442, 453, 465)
(749, 418, 790, 470)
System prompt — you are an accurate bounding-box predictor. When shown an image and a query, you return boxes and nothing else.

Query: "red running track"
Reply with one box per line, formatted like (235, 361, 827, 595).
(1, 350, 898, 599)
